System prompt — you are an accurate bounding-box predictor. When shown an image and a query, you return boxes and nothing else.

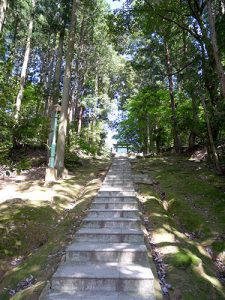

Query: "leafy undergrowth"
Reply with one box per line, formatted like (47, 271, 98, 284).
(0, 158, 110, 300)
(132, 155, 225, 300)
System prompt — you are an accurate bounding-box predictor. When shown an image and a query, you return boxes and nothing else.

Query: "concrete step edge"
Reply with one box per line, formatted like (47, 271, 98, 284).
(52, 262, 154, 280)
(66, 242, 147, 252)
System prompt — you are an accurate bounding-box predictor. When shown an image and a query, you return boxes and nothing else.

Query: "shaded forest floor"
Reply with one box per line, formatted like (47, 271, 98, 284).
(0, 158, 110, 300)
(131, 155, 225, 300)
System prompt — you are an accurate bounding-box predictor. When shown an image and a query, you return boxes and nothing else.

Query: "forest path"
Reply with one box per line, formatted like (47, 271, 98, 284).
(40, 155, 156, 300)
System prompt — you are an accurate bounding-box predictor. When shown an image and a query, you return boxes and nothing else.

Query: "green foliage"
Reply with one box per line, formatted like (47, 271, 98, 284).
(13, 115, 49, 147)
(116, 87, 172, 152)
(0, 111, 14, 147)
(169, 251, 192, 269)
(211, 241, 225, 253)
(15, 158, 32, 173)
(64, 151, 81, 170)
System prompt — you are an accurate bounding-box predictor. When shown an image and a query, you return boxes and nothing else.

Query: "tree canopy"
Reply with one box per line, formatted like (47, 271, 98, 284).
(0, 0, 225, 175)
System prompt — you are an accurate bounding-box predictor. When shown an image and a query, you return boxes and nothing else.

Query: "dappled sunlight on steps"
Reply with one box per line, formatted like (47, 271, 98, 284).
(40, 156, 157, 300)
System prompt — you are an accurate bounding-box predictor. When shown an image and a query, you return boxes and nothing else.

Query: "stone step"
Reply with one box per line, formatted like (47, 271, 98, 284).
(102, 182, 134, 186)
(103, 180, 133, 186)
(88, 209, 139, 218)
(100, 187, 135, 192)
(101, 185, 134, 189)
(45, 291, 155, 300)
(110, 169, 131, 171)
(51, 262, 154, 294)
(40, 156, 157, 300)
(83, 217, 141, 229)
(91, 202, 138, 209)
(103, 178, 133, 181)
(108, 169, 132, 171)
(102, 184, 133, 187)
(103, 182, 133, 185)
(66, 242, 148, 264)
(75, 228, 144, 243)
(107, 172, 132, 175)
(94, 197, 137, 203)
(106, 176, 132, 179)
(98, 191, 136, 197)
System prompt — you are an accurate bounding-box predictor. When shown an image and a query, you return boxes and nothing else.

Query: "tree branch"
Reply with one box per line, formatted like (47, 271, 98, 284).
(144, 0, 201, 40)
(169, 57, 197, 76)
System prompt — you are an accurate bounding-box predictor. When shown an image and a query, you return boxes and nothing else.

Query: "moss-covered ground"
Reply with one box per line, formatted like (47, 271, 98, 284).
(0, 158, 110, 300)
(132, 155, 225, 300)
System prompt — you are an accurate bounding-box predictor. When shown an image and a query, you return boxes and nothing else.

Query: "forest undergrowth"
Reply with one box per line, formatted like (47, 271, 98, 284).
(132, 155, 225, 300)
(0, 158, 110, 300)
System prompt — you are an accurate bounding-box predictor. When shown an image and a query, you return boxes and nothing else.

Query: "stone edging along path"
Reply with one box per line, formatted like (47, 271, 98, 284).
(40, 156, 161, 300)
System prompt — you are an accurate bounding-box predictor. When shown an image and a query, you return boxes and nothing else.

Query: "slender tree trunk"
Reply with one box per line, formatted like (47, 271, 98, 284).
(220, 1, 225, 14)
(165, 42, 181, 153)
(69, 84, 78, 123)
(0, 0, 7, 33)
(207, 0, 225, 99)
(69, 17, 85, 124)
(44, 35, 56, 116)
(188, 93, 199, 149)
(77, 106, 83, 136)
(54, 0, 77, 176)
(46, 31, 64, 164)
(91, 74, 98, 146)
(52, 30, 64, 105)
(146, 114, 150, 154)
(201, 96, 222, 175)
(15, 0, 36, 120)
(155, 125, 161, 154)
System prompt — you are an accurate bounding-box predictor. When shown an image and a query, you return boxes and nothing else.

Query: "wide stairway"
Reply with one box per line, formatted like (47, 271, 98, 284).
(43, 156, 155, 300)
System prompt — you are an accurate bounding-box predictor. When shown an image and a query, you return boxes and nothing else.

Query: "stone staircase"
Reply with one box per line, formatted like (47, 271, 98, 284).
(42, 156, 156, 300)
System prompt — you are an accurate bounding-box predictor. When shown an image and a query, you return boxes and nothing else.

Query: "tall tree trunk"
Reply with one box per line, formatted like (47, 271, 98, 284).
(69, 16, 85, 124)
(77, 106, 83, 136)
(146, 114, 150, 154)
(201, 96, 222, 175)
(54, 0, 77, 176)
(52, 30, 64, 105)
(165, 42, 181, 153)
(220, 1, 225, 14)
(15, 0, 36, 120)
(69, 84, 78, 123)
(44, 35, 56, 116)
(47, 31, 64, 164)
(188, 92, 199, 149)
(207, 0, 225, 99)
(91, 73, 98, 146)
(0, 0, 7, 33)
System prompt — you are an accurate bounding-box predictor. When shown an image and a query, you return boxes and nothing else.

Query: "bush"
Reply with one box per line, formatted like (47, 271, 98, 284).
(16, 158, 32, 173)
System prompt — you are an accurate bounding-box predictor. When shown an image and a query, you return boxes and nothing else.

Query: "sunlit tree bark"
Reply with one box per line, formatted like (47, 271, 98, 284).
(0, 0, 7, 32)
(55, 0, 77, 176)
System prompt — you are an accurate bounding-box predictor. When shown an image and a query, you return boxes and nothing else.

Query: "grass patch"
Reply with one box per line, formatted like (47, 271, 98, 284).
(211, 241, 225, 253)
(0, 158, 110, 299)
(134, 155, 225, 299)
(169, 250, 201, 269)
